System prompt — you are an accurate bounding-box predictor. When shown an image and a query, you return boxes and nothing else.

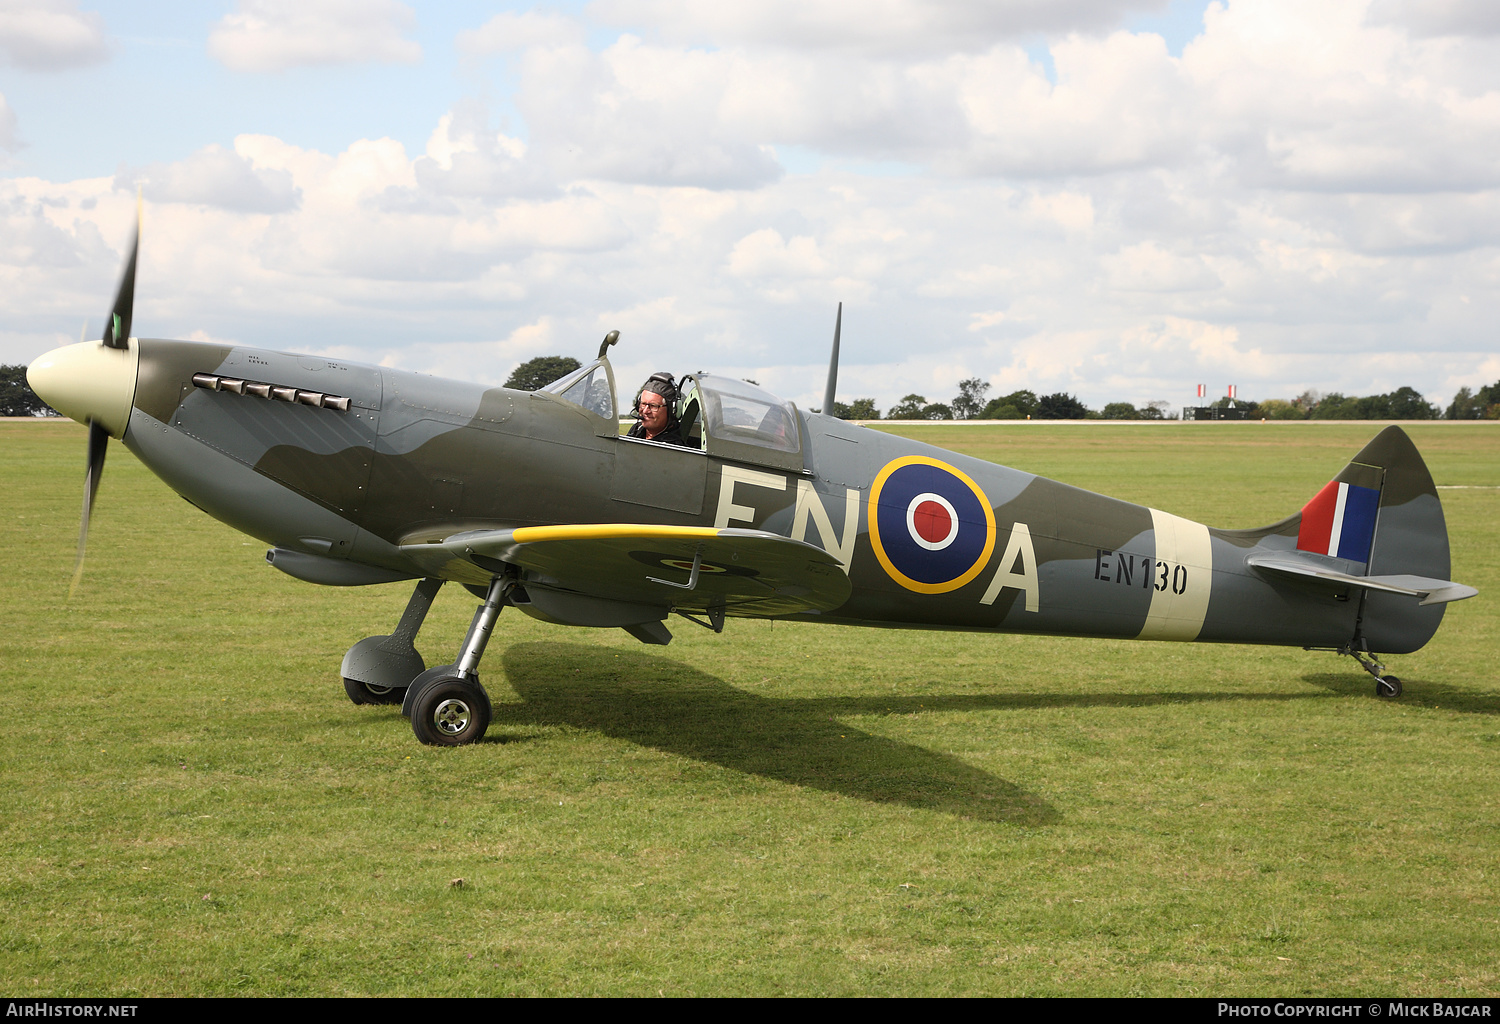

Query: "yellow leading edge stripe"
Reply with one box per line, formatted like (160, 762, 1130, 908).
(510, 524, 725, 543)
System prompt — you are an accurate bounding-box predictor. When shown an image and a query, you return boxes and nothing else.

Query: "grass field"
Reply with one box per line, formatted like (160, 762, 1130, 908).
(2, 419, 1496, 996)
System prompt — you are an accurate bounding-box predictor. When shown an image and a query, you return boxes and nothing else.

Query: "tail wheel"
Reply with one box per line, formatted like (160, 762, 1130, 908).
(411, 676, 491, 746)
(1376, 676, 1403, 699)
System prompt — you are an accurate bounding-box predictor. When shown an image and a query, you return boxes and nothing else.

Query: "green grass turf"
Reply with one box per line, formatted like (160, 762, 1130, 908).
(2, 419, 1496, 996)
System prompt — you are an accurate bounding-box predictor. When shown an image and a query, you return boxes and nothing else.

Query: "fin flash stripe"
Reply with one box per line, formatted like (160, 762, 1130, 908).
(1298, 480, 1379, 563)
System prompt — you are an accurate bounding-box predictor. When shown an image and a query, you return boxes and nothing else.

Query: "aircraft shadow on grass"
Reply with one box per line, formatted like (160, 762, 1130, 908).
(489, 644, 1068, 827)
(481, 642, 1433, 826)
(494, 642, 1061, 825)
(1301, 673, 1499, 716)
(484, 644, 1499, 822)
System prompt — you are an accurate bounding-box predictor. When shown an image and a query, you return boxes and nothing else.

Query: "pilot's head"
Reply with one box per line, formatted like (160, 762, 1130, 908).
(634, 372, 677, 417)
(633, 372, 677, 438)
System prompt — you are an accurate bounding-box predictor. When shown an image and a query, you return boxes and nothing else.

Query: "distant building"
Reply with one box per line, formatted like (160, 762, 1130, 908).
(1182, 405, 1250, 421)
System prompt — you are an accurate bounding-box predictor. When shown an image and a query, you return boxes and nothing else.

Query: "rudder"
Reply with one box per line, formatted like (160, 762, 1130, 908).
(1328, 426, 1452, 654)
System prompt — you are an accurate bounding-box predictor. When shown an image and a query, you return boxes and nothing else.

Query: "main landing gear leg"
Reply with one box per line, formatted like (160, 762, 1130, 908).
(402, 576, 510, 746)
(1343, 644, 1402, 699)
(342, 577, 445, 705)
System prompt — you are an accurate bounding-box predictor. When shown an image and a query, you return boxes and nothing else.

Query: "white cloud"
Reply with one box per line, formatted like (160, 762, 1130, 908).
(0, 186, 109, 267)
(941, 31, 1195, 176)
(208, 0, 421, 73)
(0, 92, 17, 153)
(0, 0, 108, 71)
(1367, 0, 1500, 38)
(1137, 316, 1274, 377)
(589, 0, 1171, 55)
(1104, 242, 1221, 292)
(1026, 191, 1095, 233)
(411, 106, 551, 198)
(186, 328, 239, 346)
(510, 37, 785, 188)
(1182, 0, 1500, 194)
(456, 11, 583, 55)
(728, 228, 827, 278)
(488, 0, 1500, 195)
(10, 0, 1500, 416)
(116, 143, 301, 213)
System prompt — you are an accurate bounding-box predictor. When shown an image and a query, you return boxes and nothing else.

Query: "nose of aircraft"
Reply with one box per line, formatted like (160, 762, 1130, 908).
(27, 339, 141, 439)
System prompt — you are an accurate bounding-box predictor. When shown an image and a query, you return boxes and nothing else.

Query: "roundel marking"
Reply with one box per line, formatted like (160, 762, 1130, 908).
(868, 456, 996, 593)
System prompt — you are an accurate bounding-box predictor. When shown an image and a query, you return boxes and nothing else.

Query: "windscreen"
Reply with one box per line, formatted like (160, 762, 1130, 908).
(543, 361, 615, 420)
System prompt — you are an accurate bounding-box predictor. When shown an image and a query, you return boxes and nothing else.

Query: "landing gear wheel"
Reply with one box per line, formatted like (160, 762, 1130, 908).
(1376, 676, 1402, 699)
(410, 676, 491, 746)
(344, 677, 405, 706)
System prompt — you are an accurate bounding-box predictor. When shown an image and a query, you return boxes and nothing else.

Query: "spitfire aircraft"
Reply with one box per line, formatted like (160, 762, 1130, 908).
(29, 222, 1477, 746)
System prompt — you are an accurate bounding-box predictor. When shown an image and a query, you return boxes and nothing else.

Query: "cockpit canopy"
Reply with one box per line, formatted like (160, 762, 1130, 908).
(541, 350, 805, 473)
(673, 373, 804, 472)
(694, 374, 798, 453)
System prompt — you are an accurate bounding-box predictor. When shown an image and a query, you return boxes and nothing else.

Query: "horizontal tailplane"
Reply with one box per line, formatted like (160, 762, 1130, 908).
(1247, 552, 1476, 607)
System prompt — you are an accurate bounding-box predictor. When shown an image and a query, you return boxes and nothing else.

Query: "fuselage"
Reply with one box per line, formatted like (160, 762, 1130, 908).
(35, 335, 1416, 653)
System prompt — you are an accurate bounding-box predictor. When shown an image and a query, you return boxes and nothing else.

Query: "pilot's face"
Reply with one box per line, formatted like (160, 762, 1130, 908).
(639, 391, 669, 434)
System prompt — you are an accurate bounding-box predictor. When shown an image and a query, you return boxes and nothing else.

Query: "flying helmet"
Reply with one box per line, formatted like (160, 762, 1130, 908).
(634, 371, 679, 417)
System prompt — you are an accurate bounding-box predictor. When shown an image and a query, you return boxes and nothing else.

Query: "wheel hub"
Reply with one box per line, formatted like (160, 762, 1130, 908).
(433, 698, 471, 735)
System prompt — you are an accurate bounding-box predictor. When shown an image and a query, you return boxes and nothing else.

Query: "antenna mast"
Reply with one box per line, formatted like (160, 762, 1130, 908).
(821, 303, 842, 417)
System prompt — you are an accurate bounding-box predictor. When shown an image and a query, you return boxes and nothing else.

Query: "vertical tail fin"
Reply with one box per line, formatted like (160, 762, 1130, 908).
(1335, 426, 1455, 653)
(1236, 427, 1471, 653)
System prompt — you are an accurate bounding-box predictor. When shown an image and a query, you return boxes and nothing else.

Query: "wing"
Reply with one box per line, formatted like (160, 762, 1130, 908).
(400, 524, 852, 617)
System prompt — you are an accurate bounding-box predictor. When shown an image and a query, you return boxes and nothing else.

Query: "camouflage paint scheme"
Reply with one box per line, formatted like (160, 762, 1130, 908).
(121, 337, 1456, 657)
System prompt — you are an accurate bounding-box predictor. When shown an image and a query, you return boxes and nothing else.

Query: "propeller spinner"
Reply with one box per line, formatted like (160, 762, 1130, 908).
(26, 202, 143, 595)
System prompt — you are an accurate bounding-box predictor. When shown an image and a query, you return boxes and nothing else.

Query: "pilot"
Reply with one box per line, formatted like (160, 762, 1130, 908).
(627, 372, 689, 445)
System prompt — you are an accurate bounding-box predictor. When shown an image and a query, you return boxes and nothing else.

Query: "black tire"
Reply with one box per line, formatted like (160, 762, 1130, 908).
(1376, 675, 1403, 699)
(344, 676, 405, 706)
(410, 676, 491, 746)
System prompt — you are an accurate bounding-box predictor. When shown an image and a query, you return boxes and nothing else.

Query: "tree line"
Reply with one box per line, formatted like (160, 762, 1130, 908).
(860, 381, 1111, 420)
(0, 365, 57, 417)
(832, 379, 1500, 422)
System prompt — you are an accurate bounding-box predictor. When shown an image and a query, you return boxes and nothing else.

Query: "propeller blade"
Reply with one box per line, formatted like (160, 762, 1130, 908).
(102, 194, 141, 350)
(70, 196, 140, 594)
(69, 421, 109, 598)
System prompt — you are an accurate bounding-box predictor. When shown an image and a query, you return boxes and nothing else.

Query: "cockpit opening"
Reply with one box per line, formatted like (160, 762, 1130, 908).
(544, 342, 804, 472)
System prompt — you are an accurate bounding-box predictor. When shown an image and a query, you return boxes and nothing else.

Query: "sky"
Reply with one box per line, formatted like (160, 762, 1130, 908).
(3, 0, 1499, 415)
